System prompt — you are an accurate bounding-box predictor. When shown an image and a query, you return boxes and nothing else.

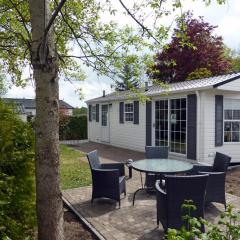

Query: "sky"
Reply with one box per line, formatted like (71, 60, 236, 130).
(4, 0, 240, 108)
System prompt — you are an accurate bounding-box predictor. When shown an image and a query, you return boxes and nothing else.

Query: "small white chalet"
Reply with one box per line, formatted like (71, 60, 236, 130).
(86, 73, 240, 164)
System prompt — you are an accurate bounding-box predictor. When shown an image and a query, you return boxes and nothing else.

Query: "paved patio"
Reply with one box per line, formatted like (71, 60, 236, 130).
(63, 142, 240, 240)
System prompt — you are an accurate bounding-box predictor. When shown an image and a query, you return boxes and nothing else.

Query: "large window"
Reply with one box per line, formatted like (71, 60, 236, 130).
(101, 105, 108, 126)
(155, 100, 168, 146)
(92, 106, 96, 120)
(125, 103, 133, 122)
(224, 99, 240, 142)
(170, 98, 186, 154)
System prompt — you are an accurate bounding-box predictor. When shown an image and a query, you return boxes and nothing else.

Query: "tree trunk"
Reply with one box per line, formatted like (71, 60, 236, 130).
(29, 1, 64, 239)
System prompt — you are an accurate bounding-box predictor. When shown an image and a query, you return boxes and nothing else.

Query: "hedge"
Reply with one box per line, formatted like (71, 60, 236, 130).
(59, 115, 87, 140)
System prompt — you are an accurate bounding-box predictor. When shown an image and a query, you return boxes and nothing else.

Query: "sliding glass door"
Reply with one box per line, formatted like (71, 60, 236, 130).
(170, 98, 186, 154)
(155, 98, 187, 154)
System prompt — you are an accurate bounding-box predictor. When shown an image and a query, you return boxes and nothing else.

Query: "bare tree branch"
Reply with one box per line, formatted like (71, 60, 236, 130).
(118, 0, 161, 45)
(44, 0, 67, 38)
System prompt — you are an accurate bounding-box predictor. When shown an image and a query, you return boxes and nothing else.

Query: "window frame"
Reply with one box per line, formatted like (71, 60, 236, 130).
(124, 102, 134, 122)
(223, 98, 240, 144)
(101, 104, 108, 126)
(91, 105, 96, 121)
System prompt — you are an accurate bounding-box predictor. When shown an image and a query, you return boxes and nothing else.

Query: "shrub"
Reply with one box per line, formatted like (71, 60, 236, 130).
(0, 100, 36, 239)
(59, 115, 87, 140)
(165, 200, 240, 240)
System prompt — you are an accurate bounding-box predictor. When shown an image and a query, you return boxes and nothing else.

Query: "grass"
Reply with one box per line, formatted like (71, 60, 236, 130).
(60, 144, 91, 190)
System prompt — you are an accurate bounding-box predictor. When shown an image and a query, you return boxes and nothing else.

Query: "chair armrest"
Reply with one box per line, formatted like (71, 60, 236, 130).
(92, 168, 119, 187)
(199, 171, 226, 202)
(101, 163, 125, 176)
(188, 165, 213, 175)
(199, 171, 226, 187)
(155, 180, 166, 196)
(199, 171, 224, 175)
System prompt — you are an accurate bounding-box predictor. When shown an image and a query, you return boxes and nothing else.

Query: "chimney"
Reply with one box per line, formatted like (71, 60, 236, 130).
(103, 90, 105, 97)
(145, 82, 149, 91)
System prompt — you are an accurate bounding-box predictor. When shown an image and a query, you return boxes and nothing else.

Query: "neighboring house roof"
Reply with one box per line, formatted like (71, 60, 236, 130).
(3, 98, 74, 109)
(86, 72, 240, 104)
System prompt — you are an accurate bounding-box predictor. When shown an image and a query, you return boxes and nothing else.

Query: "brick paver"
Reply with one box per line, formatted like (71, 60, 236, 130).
(63, 143, 240, 240)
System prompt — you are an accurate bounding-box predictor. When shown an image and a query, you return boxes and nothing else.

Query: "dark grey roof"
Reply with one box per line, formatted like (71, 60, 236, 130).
(86, 72, 240, 103)
(3, 98, 74, 109)
(59, 100, 74, 109)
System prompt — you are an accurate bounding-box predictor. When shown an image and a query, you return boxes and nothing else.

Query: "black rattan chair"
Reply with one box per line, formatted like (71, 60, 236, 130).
(87, 150, 126, 207)
(156, 174, 208, 232)
(188, 152, 231, 208)
(145, 146, 168, 189)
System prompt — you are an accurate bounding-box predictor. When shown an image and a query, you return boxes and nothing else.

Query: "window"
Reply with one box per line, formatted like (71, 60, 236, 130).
(92, 106, 96, 120)
(155, 100, 168, 147)
(101, 105, 108, 126)
(224, 99, 240, 142)
(125, 103, 133, 122)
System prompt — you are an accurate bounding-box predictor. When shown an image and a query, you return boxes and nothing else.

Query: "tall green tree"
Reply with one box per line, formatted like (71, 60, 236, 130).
(0, 0, 227, 239)
(115, 64, 139, 91)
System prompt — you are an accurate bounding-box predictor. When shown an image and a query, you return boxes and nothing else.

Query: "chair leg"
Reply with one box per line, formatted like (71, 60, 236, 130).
(119, 200, 121, 208)
(91, 198, 94, 204)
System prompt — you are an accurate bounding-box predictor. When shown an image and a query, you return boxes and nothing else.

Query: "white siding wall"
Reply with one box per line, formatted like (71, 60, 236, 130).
(109, 101, 146, 152)
(88, 104, 101, 142)
(88, 101, 146, 152)
(199, 90, 240, 164)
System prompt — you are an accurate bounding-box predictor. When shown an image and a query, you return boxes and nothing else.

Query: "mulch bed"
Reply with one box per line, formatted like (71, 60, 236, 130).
(64, 207, 96, 240)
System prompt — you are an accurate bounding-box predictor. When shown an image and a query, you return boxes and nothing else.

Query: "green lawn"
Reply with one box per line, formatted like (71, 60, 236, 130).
(60, 144, 91, 190)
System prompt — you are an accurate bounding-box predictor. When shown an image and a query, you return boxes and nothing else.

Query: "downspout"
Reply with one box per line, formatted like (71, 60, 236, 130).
(196, 90, 201, 162)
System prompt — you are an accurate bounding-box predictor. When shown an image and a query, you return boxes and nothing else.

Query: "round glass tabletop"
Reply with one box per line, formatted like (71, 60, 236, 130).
(131, 159, 193, 174)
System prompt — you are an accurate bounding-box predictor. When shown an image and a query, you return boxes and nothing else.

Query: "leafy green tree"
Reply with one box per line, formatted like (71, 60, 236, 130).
(232, 57, 240, 72)
(225, 47, 240, 72)
(73, 107, 87, 116)
(187, 68, 212, 80)
(0, 0, 228, 239)
(0, 100, 35, 240)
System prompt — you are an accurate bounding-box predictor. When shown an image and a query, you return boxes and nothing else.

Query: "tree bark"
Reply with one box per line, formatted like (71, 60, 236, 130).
(29, 1, 64, 239)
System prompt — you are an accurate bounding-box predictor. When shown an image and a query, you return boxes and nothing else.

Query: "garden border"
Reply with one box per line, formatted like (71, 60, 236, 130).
(62, 196, 105, 240)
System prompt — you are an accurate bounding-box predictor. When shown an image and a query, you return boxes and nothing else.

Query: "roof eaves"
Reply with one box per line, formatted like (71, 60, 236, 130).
(146, 85, 213, 98)
(213, 74, 240, 88)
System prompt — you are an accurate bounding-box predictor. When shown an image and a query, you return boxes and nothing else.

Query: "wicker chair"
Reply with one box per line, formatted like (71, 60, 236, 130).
(189, 152, 231, 208)
(145, 146, 168, 189)
(86, 150, 126, 207)
(156, 174, 208, 232)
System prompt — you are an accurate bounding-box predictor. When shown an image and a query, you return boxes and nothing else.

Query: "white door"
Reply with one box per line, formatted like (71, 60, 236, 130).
(101, 104, 110, 143)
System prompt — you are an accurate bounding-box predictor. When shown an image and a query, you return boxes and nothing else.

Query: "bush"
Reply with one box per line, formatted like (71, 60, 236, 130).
(59, 115, 87, 140)
(0, 100, 36, 239)
(165, 200, 240, 240)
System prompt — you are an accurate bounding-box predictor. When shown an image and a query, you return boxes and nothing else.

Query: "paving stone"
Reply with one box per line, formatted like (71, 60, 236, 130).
(63, 143, 240, 240)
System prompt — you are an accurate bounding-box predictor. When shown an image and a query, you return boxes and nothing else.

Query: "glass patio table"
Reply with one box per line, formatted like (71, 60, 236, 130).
(131, 158, 193, 205)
